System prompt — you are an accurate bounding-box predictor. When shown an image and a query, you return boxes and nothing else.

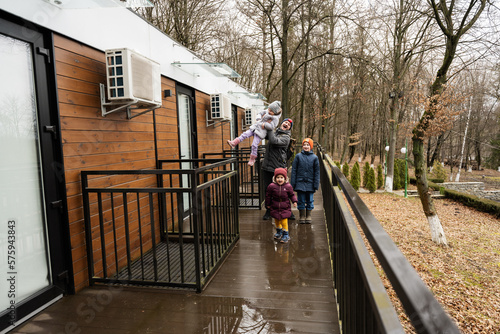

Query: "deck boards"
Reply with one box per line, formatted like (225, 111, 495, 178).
(11, 188, 340, 334)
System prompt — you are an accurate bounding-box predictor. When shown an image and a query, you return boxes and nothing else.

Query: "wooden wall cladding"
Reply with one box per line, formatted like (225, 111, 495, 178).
(54, 34, 165, 291)
(54, 33, 251, 292)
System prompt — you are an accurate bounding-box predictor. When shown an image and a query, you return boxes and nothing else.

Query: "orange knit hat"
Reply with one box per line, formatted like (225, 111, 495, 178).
(302, 138, 313, 149)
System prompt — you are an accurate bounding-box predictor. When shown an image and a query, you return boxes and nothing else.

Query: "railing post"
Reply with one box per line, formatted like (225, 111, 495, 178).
(191, 170, 202, 292)
(81, 172, 94, 285)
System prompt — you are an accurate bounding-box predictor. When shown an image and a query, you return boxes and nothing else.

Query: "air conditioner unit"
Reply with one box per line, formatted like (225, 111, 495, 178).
(244, 107, 257, 127)
(105, 48, 161, 105)
(210, 93, 231, 120)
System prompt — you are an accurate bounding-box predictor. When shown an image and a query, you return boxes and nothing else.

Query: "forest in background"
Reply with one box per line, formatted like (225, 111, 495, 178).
(135, 0, 500, 173)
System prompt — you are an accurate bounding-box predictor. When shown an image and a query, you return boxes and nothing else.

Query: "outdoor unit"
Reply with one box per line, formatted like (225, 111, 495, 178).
(244, 107, 257, 127)
(210, 93, 231, 120)
(105, 48, 161, 104)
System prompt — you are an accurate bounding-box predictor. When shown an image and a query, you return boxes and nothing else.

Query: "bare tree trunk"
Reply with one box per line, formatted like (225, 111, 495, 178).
(413, 135, 448, 245)
(430, 133, 446, 166)
(412, 0, 486, 246)
(281, 0, 289, 118)
(456, 97, 472, 181)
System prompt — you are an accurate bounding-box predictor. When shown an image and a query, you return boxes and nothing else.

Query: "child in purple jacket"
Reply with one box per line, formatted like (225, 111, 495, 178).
(265, 167, 298, 243)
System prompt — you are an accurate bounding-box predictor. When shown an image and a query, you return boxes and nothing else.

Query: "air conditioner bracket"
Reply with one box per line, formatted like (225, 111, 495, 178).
(100, 83, 161, 119)
(206, 110, 230, 128)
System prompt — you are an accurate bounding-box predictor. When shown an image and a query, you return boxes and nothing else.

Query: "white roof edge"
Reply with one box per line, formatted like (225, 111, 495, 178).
(0, 0, 266, 109)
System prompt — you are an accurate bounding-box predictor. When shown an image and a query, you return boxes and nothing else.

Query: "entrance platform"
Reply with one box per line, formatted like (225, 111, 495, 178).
(11, 189, 340, 334)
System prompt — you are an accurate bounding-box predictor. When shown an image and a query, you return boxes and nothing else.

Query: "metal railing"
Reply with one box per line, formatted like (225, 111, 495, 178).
(317, 146, 460, 333)
(203, 148, 264, 209)
(81, 158, 239, 292)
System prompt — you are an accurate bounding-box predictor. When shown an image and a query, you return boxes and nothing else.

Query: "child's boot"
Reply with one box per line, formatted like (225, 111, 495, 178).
(299, 210, 306, 224)
(274, 228, 283, 240)
(280, 230, 290, 243)
(248, 154, 257, 166)
(305, 210, 312, 224)
(227, 138, 240, 148)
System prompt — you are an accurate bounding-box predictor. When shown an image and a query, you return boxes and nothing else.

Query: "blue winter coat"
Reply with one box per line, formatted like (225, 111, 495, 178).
(291, 150, 320, 192)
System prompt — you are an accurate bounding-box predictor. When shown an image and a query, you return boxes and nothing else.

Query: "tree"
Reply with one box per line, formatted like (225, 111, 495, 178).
(366, 167, 376, 193)
(380, 0, 430, 193)
(486, 131, 500, 169)
(393, 159, 402, 190)
(431, 160, 447, 181)
(342, 162, 350, 179)
(238, 0, 342, 118)
(135, 0, 226, 55)
(377, 164, 384, 189)
(351, 162, 361, 191)
(412, 0, 487, 246)
(363, 161, 370, 187)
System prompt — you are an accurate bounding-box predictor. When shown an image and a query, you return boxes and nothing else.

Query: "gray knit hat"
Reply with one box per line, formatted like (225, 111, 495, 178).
(268, 101, 282, 115)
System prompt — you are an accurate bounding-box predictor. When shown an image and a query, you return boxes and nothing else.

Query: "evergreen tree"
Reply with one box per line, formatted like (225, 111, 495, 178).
(363, 162, 370, 187)
(431, 160, 447, 182)
(377, 165, 384, 189)
(366, 167, 376, 193)
(351, 162, 361, 191)
(342, 162, 350, 179)
(395, 159, 407, 190)
(394, 159, 402, 190)
(335, 161, 341, 169)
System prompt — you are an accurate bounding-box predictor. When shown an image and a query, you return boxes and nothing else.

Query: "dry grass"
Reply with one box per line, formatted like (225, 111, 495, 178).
(359, 192, 500, 333)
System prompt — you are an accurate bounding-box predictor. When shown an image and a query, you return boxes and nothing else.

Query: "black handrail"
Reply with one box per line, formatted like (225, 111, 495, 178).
(203, 149, 264, 208)
(317, 145, 460, 333)
(81, 158, 239, 292)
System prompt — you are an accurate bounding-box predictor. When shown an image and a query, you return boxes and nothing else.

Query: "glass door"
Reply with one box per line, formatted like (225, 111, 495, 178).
(0, 34, 51, 312)
(178, 92, 192, 213)
(0, 17, 70, 331)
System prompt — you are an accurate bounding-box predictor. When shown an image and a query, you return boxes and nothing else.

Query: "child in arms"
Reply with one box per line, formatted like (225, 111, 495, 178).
(227, 101, 282, 166)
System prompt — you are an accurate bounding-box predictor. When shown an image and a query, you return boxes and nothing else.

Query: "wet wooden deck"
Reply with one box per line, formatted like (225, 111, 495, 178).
(11, 189, 340, 334)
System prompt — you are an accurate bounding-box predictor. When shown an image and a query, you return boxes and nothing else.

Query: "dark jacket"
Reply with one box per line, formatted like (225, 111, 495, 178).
(265, 180, 298, 220)
(291, 150, 320, 192)
(261, 128, 291, 172)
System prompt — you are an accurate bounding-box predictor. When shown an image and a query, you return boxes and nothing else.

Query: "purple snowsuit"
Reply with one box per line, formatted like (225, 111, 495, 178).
(265, 180, 298, 220)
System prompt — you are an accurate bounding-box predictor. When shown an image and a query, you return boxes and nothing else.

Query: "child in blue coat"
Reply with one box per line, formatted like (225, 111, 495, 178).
(290, 138, 320, 223)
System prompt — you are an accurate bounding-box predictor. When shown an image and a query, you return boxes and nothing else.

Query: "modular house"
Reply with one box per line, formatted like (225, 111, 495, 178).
(0, 1, 265, 331)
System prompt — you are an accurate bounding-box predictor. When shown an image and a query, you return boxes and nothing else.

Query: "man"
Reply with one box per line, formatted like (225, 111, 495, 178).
(261, 118, 294, 220)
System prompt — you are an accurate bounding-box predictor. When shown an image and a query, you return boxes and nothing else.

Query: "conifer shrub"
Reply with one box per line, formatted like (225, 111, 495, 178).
(393, 160, 401, 190)
(351, 162, 361, 191)
(363, 162, 370, 187)
(377, 165, 384, 189)
(366, 167, 376, 193)
(394, 159, 406, 190)
(335, 161, 341, 169)
(342, 162, 350, 179)
(431, 160, 447, 181)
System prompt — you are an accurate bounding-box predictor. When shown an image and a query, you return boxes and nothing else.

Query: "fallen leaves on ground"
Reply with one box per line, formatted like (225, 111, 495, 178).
(358, 193, 500, 333)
